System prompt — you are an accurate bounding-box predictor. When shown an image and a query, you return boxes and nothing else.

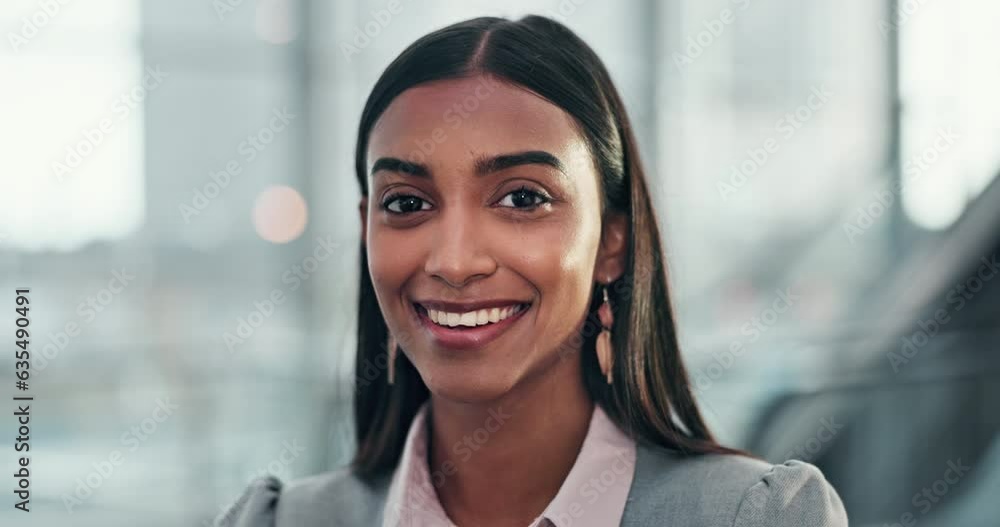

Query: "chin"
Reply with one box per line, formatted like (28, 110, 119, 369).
(416, 360, 521, 404)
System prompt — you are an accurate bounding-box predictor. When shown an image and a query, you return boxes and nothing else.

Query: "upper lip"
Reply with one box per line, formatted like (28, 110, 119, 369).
(414, 299, 531, 312)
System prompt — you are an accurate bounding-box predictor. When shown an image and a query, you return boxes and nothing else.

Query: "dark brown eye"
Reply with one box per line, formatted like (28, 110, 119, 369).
(498, 186, 550, 209)
(382, 194, 430, 214)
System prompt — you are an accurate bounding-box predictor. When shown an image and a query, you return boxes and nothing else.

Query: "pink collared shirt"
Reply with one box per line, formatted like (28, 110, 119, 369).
(382, 401, 637, 527)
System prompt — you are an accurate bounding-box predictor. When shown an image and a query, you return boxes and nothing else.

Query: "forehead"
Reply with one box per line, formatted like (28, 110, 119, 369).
(367, 76, 589, 170)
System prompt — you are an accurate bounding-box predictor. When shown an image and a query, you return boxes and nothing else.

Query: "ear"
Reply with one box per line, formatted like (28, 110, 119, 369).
(358, 196, 368, 246)
(594, 211, 628, 284)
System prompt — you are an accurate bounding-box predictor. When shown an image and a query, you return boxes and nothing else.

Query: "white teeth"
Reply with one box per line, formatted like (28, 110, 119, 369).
(425, 304, 526, 328)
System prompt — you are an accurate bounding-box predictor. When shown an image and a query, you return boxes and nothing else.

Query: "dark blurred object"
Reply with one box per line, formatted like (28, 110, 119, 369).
(746, 175, 1000, 527)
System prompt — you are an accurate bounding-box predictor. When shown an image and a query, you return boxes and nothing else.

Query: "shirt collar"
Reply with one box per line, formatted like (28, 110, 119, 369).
(382, 401, 637, 527)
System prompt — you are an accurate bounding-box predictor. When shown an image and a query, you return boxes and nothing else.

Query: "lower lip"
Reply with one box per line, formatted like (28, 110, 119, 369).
(413, 303, 531, 350)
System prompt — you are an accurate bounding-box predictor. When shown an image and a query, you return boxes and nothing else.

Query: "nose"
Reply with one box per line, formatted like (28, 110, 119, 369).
(423, 207, 497, 289)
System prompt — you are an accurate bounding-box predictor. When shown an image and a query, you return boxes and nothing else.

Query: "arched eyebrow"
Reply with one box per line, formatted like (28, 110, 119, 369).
(474, 151, 567, 176)
(370, 150, 567, 180)
(370, 157, 430, 178)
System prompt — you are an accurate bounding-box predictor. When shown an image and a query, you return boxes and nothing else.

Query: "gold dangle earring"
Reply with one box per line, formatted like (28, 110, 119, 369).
(387, 331, 398, 385)
(596, 283, 614, 384)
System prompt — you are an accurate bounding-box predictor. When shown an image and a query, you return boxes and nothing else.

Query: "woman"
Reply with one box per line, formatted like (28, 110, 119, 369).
(216, 14, 848, 527)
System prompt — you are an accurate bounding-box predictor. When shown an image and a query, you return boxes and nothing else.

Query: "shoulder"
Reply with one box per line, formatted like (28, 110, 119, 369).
(213, 469, 391, 527)
(624, 444, 847, 527)
(213, 475, 281, 527)
(729, 457, 848, 527)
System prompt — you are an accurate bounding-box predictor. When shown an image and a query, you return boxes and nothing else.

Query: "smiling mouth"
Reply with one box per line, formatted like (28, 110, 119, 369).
(413, 302, 531, 329)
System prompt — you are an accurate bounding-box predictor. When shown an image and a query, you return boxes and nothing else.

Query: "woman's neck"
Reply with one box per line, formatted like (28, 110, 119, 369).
(427, 352, 593, 527)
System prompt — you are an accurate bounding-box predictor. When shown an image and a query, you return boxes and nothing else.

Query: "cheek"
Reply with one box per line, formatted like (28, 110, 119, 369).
(518, 211, 600, 306)
(366, 226, 417, 295)
(513, 218, 598, 358)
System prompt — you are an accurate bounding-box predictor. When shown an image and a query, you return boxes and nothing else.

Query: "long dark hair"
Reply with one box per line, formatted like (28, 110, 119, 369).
(351, 14, 745, 482)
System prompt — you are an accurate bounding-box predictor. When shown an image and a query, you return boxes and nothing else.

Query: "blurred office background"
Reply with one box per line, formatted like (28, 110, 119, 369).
(1, 0, 998, 525)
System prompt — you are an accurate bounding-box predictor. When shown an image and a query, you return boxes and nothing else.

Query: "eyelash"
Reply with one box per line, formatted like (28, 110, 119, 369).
(380, 186, 552, 215)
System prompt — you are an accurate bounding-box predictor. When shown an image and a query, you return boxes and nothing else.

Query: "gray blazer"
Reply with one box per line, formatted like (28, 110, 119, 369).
(214, 441, 848, 526)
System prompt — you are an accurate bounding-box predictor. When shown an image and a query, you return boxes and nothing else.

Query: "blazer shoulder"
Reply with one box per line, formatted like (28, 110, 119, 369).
(214, 469, 390, 527)
(624, 445, 846, 527)
(213, 475, 282, 527)
(732, 459, 848, 527)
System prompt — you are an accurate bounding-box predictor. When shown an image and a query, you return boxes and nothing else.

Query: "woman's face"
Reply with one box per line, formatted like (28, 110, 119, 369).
(361, 75, 625, 403)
